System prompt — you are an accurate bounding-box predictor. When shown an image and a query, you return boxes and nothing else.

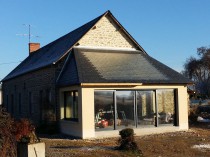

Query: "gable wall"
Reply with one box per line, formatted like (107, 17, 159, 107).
(78, 15, 137, 49)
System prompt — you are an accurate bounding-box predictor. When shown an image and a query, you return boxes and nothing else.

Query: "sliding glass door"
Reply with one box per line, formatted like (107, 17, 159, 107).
(116, 91, 135, 129)
(94, 89, 177, 131)
(156, 89, 175, 126)
(136, 91, 155, 127)
(94, 91, 114, 131)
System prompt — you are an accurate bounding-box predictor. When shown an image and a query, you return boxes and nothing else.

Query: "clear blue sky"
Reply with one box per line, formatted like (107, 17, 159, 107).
(1, 0, 210, 81)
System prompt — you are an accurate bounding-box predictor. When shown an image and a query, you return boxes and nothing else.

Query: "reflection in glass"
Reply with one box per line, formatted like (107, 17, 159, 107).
(137, 91, 155, 126)
(94, 91, 114, 131)
(116, 91, 135, 129)
(64, 91, 78, 121)
(94, 89, 176, 132)
(157, 90, 174, 125)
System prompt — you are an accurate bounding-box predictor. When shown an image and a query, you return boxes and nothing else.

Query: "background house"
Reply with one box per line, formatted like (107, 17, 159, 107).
(2, 11, 192, 139)
(0, 83, 2, 105)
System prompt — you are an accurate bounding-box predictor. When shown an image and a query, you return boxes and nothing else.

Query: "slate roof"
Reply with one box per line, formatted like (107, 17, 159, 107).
(3, 10, 146, 82)
(2, 12, 106, 81)
(56, 48, 192, 86)
(3, 10, 192, 85)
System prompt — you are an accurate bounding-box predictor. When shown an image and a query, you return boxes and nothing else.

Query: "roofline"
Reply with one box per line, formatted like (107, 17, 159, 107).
(107, 11, 147, 54)
(54, 11, 109, 64)
(79, 82, 192, 87)
(55, 10, 148, 64)
(73, 45, 140, 52)
(2, 63, 54, 82)
(56, 50, 73, 84)
(81, 83, 143, 87)
(2, 11, 108, 81)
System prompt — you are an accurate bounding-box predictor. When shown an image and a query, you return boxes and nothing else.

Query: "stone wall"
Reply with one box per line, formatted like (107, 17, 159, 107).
(2, 58, 66, 125)
(79, 15, 137, 49)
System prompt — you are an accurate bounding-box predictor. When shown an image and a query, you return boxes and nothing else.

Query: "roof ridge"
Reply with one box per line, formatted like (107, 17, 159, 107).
(2, 10, 148, 81)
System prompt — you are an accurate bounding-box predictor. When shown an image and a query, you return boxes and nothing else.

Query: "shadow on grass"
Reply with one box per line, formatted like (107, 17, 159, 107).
(38, 133, 80, 140)
(50, 145, 116, 150)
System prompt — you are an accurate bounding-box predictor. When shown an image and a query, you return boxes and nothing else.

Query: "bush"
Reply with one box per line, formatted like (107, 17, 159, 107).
(0, 107, 41, 157)
(189, 106, 198, 124)
(0, 107, 16, 157)
(117, 128, 142, 155)
(14, 118, 40, 143)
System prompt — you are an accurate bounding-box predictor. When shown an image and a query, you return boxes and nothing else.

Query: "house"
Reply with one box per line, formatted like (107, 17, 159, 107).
(2, 11, 192, 139)
(0, 84, 2, 105)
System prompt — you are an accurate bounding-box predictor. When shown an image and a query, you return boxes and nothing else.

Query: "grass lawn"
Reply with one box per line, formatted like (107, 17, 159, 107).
(41, 123, 210, 157)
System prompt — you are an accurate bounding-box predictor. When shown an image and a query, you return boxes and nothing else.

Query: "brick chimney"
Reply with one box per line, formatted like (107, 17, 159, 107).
(29, 43, 40, 54)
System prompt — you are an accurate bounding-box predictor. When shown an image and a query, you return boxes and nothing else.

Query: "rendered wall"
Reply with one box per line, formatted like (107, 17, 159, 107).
(59, 86, 83, 138)
(59, 84, 189, 139)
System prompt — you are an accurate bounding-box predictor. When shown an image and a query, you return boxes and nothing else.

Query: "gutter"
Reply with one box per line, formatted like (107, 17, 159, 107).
(80, 83, 143, 87)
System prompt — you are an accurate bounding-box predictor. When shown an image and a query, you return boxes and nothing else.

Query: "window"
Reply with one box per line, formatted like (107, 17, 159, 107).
(116, 91, 135, 129)
(137, 91, 155, 127)
(18, 93, 22, 114)
(29, 92, 33, 114)
(39, 90, 44, 121)
(94, 89, 177, 131)
(64, 91, 78, 121)
(6, 95, 9, 110)
(11, 94, 14, 115)
(45, 89, 51, 103)
(95, 91, 114, 130)
(156, 89, 175, 126)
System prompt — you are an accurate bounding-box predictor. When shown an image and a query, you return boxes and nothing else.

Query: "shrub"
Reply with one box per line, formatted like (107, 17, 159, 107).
(117, 128, 142, 155)
(0, 107, 16, 157)
(14, 118, 40, 143)
(189, 105, 199, 124)
(0, 107, 40, 157)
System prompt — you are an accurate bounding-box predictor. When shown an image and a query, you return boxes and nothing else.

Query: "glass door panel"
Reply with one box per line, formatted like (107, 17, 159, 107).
(94, 91, 114, 131)
(156, 89, 175, 126)
(136, 91, 155, 127)
(116, 91, 135, 129)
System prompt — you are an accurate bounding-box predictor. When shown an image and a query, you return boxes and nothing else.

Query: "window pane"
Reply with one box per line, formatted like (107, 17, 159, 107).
(19, 93, 21, 114)
(157, 89, 174, 125)
(73, 91, 78, 119)
(137, 91, 155, 127)
(64, 91, 78, 121)
(95, 91, 114, 131)
(116, 91, 135, 129)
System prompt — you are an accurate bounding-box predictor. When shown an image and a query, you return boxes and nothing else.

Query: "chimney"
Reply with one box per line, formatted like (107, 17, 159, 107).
(29, 43, 40, 54)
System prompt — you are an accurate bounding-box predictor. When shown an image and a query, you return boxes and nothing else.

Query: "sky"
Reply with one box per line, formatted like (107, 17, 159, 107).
(0, 0, 210, 81)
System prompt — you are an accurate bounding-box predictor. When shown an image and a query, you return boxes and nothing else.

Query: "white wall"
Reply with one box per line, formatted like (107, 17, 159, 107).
(59, 84, 189, 139)
(59, 86, 83, 138)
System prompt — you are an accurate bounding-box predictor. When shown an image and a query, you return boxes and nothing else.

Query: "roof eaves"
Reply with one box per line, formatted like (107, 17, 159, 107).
(2, 63, 53, 82)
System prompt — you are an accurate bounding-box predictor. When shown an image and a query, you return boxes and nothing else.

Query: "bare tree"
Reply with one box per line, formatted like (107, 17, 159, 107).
(183, 46, 210, 98)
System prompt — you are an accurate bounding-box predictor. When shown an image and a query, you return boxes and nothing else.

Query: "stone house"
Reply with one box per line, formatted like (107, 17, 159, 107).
(0, 84, 2, 105)
(2, 11, 192, 139)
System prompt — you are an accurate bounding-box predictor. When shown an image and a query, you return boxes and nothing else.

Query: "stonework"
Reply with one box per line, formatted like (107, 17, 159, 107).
(79, 15, 137, 49)
(2, 58, 66, 125)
